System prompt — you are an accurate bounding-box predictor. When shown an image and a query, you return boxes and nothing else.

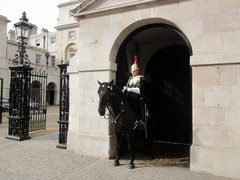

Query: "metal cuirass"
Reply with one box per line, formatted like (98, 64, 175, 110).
(127, 75, 143, 88)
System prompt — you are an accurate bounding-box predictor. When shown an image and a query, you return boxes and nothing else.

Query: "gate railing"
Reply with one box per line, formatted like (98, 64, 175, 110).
(57, 63, 69, 149)
(29, 69, 47, 132)
(7, 66, 33, 140)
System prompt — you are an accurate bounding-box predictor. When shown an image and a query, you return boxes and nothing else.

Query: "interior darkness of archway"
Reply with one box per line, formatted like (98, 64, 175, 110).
(117, 45, 192, 144)
(145, 45, 192, 144)
(116, 27, 192, 161)
(117, 44, 191, 145)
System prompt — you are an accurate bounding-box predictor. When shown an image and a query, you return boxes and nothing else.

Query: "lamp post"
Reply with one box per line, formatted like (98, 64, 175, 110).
(13, 12, 33, 66)
(45, 52, 50, 67)
(7, 12, 33, 141)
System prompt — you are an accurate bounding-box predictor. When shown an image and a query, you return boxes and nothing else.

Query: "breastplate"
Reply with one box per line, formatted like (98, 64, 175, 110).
(128, 75, 141, 88)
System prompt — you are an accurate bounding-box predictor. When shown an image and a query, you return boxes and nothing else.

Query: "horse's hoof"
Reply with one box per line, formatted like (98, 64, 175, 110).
(114, 160, 120, 167)
(129, 163, 135, 169)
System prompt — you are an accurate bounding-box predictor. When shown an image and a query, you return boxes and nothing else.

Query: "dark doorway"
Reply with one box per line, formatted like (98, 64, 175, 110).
(115, 23, 192, 164)
(145, 45, 192, 144)
(50, 91, 54, 105)
(47, 82, 56, 105)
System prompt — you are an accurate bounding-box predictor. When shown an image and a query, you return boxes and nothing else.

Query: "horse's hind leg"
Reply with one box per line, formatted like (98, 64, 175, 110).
(126, 132, 135, 169)
(114, 132, 121, 166)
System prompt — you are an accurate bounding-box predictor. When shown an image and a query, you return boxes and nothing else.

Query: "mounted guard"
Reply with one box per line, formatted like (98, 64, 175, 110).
(122, 55, 146, 130)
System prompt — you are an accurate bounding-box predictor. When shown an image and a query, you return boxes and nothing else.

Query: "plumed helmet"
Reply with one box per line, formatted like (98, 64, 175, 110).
(131, 55, 140, 74)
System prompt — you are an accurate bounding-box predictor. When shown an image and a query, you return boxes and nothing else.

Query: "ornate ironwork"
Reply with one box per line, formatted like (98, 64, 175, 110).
(29, 69, 47, 131)
(7, 66, 33, 140)
(12, 41, 31, 66)
(57, 63, 69, 149)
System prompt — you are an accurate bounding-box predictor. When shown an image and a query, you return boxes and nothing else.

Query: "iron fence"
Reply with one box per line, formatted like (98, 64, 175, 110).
(29, 69, 47, 132)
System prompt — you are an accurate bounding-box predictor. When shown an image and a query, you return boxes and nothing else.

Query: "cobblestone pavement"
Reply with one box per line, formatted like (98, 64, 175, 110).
(0, 107, 235, 180)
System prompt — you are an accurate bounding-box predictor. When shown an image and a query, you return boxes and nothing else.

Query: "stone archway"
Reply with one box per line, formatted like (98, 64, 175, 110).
(65, 43, 77, 63)
(111, 18, 192, 161)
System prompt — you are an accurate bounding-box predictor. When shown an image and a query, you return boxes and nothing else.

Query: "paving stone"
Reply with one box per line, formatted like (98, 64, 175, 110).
(0, 107, 234, 180)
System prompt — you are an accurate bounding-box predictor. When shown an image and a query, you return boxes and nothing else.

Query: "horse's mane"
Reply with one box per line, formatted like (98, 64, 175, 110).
(112, 84, 123, 98)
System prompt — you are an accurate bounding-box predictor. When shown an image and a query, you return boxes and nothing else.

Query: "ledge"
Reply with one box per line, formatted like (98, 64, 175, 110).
(68, 61, 117, 73)
(55, 23, 79, 31)
(190, 54, 240, 66)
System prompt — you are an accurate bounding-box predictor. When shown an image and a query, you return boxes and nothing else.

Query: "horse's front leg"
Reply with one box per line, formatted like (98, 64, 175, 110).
(126, 132, 135, 169)
(114, 132, 121, 166)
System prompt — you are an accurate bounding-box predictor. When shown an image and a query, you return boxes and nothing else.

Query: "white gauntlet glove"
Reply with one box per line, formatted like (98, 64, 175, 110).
(126, 87, 131, 92)
(122, 86, 140, 94)
(130, 87, 140, 94)
(122, 86, 132, 93)
(122, 86, 127, 92)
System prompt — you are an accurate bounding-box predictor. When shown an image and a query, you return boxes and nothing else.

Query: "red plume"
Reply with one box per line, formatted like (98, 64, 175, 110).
(134, 55, 140, 74)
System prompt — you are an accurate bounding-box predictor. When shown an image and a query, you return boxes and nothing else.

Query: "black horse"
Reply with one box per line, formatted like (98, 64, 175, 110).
(97, 80, 137, 169)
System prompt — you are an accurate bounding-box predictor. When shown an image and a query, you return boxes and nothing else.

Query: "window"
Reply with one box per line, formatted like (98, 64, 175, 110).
(69, 31, 75, 40)
(50, 37, 56, 44)
(36, 54, 41, 64)
(35, 39, 40, 46)
(51, 56, 56, 67)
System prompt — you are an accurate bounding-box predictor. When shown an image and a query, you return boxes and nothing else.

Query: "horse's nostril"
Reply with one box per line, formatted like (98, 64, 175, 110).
(98, 108, 105, 116)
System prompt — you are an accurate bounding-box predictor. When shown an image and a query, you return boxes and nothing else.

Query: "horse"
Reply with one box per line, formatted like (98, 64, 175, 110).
(97, 80, 137, 169)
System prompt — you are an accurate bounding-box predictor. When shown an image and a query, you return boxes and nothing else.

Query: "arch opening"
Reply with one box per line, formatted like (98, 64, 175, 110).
(114, 20, 192, 166)
(47, 82, 57, 105)
(65, 43, 77, 62)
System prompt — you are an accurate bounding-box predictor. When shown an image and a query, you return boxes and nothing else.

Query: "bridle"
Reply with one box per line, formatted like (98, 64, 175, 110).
(103, 85, 125, 124)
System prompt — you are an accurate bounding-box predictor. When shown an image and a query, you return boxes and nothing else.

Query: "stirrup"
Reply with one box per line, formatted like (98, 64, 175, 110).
(133, 121, 139, 129)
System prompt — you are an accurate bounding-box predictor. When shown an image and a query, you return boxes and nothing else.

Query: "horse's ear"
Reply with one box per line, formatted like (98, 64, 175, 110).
(97, 80, 101, 85)
(110, 79, 114, 86)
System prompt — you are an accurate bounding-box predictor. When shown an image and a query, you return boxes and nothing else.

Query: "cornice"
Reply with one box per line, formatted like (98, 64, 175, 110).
(55, 22, 79, 31)
(73, 0, 180, 19)
(58, 0, 84, 8)
(7, 40, 48, 52)
(0, 15, 10, 23)
(7, 40, 17, 45)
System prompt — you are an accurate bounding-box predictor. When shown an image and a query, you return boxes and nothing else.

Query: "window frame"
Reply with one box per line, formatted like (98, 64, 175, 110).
(69, 31, 75, 40)
(36, 54, 41, 64)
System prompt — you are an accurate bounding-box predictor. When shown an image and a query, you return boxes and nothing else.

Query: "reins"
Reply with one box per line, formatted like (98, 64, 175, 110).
(104, 85, 126, 124)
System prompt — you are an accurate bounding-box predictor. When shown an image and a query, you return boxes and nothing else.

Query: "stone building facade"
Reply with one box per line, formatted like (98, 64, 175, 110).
(0, 0, 81, 105)
(0, 15, 60, 105)
(0, 15, 11, 99)
(65, 0, 240, 179)
(1, 0, 240, 179)
(27, 0, 82, 105)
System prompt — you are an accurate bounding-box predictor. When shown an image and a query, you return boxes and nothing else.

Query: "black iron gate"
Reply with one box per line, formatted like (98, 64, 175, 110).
(7, 66, 33, 140)
(29, 69, 47, 132)
(57, 63, 69, 149)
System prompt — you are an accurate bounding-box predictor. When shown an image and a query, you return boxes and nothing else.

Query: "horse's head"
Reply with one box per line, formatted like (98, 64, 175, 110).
(97, 80, 114, 116)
